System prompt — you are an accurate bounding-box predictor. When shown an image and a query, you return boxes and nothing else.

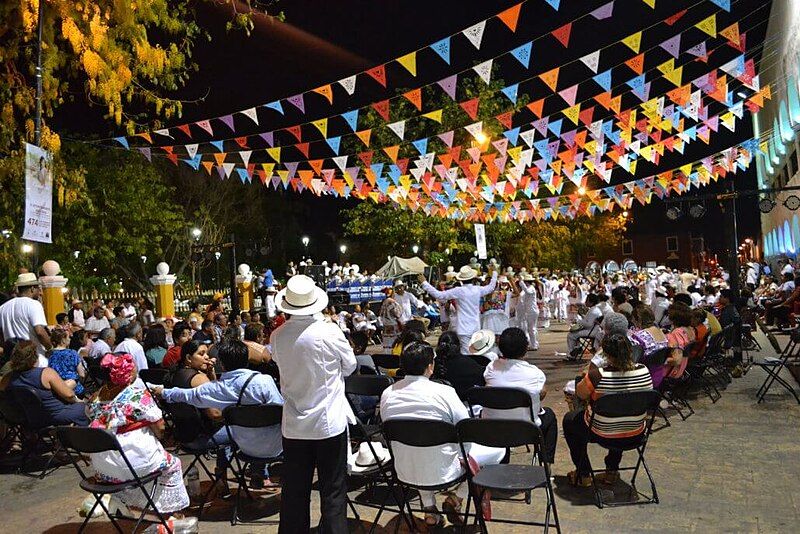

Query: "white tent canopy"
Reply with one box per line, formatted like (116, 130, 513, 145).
(376, 256, 429, 278)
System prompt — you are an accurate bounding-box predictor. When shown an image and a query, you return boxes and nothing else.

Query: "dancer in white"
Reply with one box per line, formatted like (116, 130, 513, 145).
(516, 274, 540, 350)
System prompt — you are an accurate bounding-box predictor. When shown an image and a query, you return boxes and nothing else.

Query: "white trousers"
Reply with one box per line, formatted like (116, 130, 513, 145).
(419, 444, 506, 508)
(458, 334, 472, 355)
(517, 309, 539, 349)
(567, 328, 591, 352)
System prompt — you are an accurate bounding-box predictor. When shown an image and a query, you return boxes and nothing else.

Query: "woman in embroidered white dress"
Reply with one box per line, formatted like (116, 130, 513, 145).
(87, 353, 189, 515)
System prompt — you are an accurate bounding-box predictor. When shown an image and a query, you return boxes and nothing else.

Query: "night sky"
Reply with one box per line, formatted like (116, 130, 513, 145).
(53, 0, 771, 260)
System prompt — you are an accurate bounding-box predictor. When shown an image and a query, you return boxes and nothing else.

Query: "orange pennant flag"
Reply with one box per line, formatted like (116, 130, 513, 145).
(460, 97, 480, 120)
(497, 3, 523, 32)
(539, 67, 559, 91)
(308, 159, 324, 176)
(136, 132, 152, 144)
(372, 100, 390, 122)
(366, 65, 387, 87)
(213, 153, 227, 165)
(403, 88, 422, 111)
(355, 129, 372, 147)
(625, 53, 645, 75)
(383, 145, 400, 162)
(720, 22, 740, 45)
(312, 85, 334, 104)
(527, 98, 545, 118)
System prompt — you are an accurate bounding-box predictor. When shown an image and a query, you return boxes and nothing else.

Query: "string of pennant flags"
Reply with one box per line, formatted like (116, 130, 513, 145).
(108, 0, 736, 148)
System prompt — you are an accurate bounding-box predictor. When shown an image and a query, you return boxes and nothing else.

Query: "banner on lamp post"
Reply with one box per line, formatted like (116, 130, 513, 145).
(22, 143, 53, 243)
(474, 223, 487, 259)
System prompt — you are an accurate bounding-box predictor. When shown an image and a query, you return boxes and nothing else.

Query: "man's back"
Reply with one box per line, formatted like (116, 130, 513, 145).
(0, 296, 44, 341)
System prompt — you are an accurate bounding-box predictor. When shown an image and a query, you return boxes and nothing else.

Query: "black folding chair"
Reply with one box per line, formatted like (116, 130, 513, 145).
(754, 329, 800, 404)
(382, 419, 474, 530)
(344, 374, 406, 533)
(138, 369, 173, 424)
(7, 386, 65, 478)
(456, 419, 561, 533)
(166, 402, 224, 518)
(0, 390, 28, 465)
(371, 354, 401, 375)
(222, 404, 283, 526)
(84, 362, 110, 391)
(55, 426, 173, 534)
(569, 316, 602, 361)
(467, 354, 492, 367)
(464, 386, 537, 465)
(586, 390, 661, 508)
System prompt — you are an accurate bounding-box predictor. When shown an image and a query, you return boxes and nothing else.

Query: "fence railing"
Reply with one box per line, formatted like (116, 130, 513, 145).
(68, 288, 262, 317)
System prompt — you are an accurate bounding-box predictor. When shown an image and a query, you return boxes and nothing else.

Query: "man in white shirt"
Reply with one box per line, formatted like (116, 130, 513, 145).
(392, 280, 425, 324)
(69, 299, 85, 329)
(84, 306, 111, 336)
(652, 286, 673, 327)
(419, 266, 498, 353)
(0, 273, 52, 367)
(781, 260, 795, 277)
(121, 301, 137, 320)
(114, 321, 148, 371)
(270, 275, 356, 534)
(483, 327, 556, 464)
(88, 328, 115, 359)
(381, 342, 504, 521)
(567, 293, 603, 356)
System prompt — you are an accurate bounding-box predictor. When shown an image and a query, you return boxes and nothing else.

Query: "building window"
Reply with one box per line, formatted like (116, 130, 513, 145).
(788, 150, 797, 180)
(622, 239, 633, 255)
(666, 236, 679, 252)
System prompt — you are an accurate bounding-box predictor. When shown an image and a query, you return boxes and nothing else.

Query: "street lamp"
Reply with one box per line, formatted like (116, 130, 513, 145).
(412, 245, 419, 254)
(21, 243, 33, 254)
(339, 244, 347, 254)
(301, 236, 310, 259)
(191, 227, 202, 240)
(215, 251, 222, 288)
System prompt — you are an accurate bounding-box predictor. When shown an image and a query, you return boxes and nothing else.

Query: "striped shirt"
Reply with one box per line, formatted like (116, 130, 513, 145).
(581, 364, 653, 439)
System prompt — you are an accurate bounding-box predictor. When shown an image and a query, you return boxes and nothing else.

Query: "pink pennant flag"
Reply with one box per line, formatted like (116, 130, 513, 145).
(287, 94, 306, 113)
(558, 84, 578, 106)
(660, 34, 681, 59)
(438, 130, 455, 147)
(195, 120, 213, 135)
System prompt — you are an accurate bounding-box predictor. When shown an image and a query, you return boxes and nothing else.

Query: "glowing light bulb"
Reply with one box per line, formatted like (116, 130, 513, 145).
(474, 131, 488, 144)
(578, 186, 586, 195)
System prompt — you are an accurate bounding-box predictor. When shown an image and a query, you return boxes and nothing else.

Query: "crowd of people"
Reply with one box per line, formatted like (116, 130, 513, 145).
(0, 253, 782, 530)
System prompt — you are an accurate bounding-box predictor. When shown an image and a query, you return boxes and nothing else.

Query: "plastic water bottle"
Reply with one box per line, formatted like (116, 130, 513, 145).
(143, 517, 198, 534)
(185, 466, 200, 499)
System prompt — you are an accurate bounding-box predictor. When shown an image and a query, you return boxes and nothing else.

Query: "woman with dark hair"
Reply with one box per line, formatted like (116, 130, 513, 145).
(433, 330, 485, 399)
(48, 329, 86, 396)
(171, 340, 217, 390)
(143, 324, 169, 367)
(629, 305, 670, 388)
(139, 298, 156, 326)
(562, 334, 652, 487)
(69, 329, 91, 358)
(663, 303, 696, 379)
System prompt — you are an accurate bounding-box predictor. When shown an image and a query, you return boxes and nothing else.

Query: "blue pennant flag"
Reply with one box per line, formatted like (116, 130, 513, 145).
(626, 74, 646, 93)
(412, 138, 428, 155)
(510, 42, 533, 69)
(592, 70, 612, 92)
(544, 0, 560, 10)
(548, 118, 563, 137)
(501, 84, 519, 104)
(114, 137, 129, 149)
(503, 126, 521, 146)
(236, 168, 250, 184)
(533, 139, 551, 159)
(341, 110, 359, 132)
(210, 140, 224, 152)
(264, 101, 284, 115)
(708, 0, 730, 10)
(326, 136, 341, 154)
(430, 37, 451, 65)
(387, 165, 401, 185)
(182, 155, 201, 170)
(370, 163, 384, 179)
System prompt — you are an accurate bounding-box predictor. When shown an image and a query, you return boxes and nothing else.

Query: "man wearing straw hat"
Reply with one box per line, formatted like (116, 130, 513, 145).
(270, 275, 357, 533)
(0, 272, 52, 367)
(418, 265, 498, 354)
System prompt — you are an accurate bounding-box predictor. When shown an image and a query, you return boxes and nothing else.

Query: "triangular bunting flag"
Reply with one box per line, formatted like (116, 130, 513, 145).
(403, 88, 422, 111)
(341, 109, 359, 132)
(592, 70, 612, 92)
(621, 31, 642, 53)
(539, 67, 559, 91)
(338, 75, 357, 95)
(287, 94, 305, 113)
(590, 1, 614, 19)
(664, 9, 687, 25)
(625, 53, 645, 75)
(510, 42, 533, 68)
(558, 84, 578, 106)
(460, 98, 480, 120)
(423, 109, 443, 123)
(312, 118, 327, 137)
(501, 84, 519, 104)
(372, 100, 391, 122)
(695, 14, 716, 37)
(241, 107, 259, 125)
(497, 3, 523, 32)
(366, 65, 387, 87)
(430, 37, 451, 64)
(473, 59, 493, 84)
(437, 75, 458, 100)
(356, 129, 372, 147)
(264, 101, 284, 115)
(312, 85, 334, 104)
(551, 23, 572, 48)
(580, 50, 600, 73)
(387, 120, 406, 140)
(397, 52, 417, 76)
(660, 34, 681, 58)
(462, 21, 486, 49)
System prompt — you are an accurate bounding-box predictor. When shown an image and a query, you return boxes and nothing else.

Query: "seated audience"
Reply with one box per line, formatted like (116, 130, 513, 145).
(0, 341, 88, 426)
(47, 329, 86, 396)
(88, 328, 115, 360)
(115, 322, 147, 371)
(162, 321, 192, 368)
(468, 329, 500, 361)
(629, 305, 670, 388)
(69, 329, 91, 359)
(87, 353, 189, 515)
(432, 331, 485, 399)
(192, 319, 215, 345)
(562, 334, 653, 487)
(483, 327, 557, 464)
(380, 342, 505, 527)
(143, 324, 169, 367)
(84, 306, 111, 336)
(171, 340, 217, 389)
(664, 303, 695, 379)
(243, 323, 272, 367)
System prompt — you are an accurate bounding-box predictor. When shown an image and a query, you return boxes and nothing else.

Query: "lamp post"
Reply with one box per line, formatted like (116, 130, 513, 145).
(191, 227, 202, 289)
(339, 244, 347, 263)
(412, 245, 419, 255)
(301, 236, 310, 259)
(215, 251, 222, 288)
(21, 242, 34, 271)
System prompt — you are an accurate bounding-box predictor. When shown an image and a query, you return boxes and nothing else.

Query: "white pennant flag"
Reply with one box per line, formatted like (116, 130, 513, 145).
(579, 50, 601, 73)
(222, 163, 236, 178)
(338, 75, 357, 95)
(418, 152, 435, 171)
(387, 120, 406, 140)
(333, 155, 349, 172)
(154, 129, 173, 138)
(240, 150, 252, 166)
(241, 107, 259, 125)
(473, 59, 493, 84)
(464, 121, 484, 140)
(185, 144, 199, 159)
(462, 21, 487, 49)
(410, 167, 425, 181)
(519, 129, 535, 148)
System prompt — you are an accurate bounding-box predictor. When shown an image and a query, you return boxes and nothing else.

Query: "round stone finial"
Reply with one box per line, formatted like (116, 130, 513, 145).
(238, 263, 251, 276)
(156, 262, 170, 276)
(42, 260, 60, 277)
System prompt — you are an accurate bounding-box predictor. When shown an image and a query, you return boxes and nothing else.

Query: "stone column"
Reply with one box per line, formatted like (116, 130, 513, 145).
(150, 262, 177, 319)
(39, 260, 68, 326)
(236, 263, 254, 312)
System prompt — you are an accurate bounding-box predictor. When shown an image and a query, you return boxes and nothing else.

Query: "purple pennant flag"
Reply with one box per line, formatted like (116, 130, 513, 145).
(437, 75, 458, 100)
(589, 1, 614, 20)
(284, 161, 300, 179)
(532, 117, 549, 136)
(561, 129, 577, 147)
(287, 94, 305, 113)
(270, 176, 281, 189)
(259, 131, 274, 147)
(660, 34, 681, 59)
(437, 130, 454, 147)
(686, 41, 707, 58)
(136, 147, 152, 161)
(216, 165, 226, 180)
(220, 114, 236, 132)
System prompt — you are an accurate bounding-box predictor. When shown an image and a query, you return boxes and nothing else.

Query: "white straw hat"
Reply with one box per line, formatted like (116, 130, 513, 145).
(15, 272, 39, 287)
(469, 329, 496, 356)
(275, 275, 329, 315)
(456, 266, 478, 281)
(350, 442, 391, 473)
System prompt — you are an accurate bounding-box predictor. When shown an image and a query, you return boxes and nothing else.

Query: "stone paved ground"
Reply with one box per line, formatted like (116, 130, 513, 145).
(2, 325, 799, 533)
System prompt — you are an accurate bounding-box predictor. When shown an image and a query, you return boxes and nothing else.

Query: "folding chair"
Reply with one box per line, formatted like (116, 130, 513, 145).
(569, 316, 602, 361)
(382, 419, 474, 530)
(7, 386, 65, 478)
(754, 329, 800, 404)
(657, 346, 694, 423)
(84, 362, 109, 391)
(0, 390, 27, 465)
(55, 426, 173, 534)
(464, 386, 538, 465)
(371, 354, 401, 375)
(138, 368, 173, 425)
(166, 402, 225, 518)
(635, 348, 672, 431)
(344, 374, 406, 533)
(456, 419, 561, 533)
(586, 390, 661, 508)
(222, 404, 283, 526)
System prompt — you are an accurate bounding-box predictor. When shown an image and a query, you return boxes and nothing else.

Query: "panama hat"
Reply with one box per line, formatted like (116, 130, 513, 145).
(469, 330, 496, 356)
(521, 272, 535, 282)
(456, 266, 478, 281)
(393, 279, 406, 288)
(350, 442, 391, 473)
(275, 275, 329, 316)
(15, 272, 39, 287)
(498, 275, 510, 284)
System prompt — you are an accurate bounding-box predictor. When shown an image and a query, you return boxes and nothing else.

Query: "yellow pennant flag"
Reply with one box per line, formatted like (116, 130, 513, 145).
(266, 147, 281, 163)
(642, 0, 655, 7)
(657, 59, 675, 75)
(397, 52, 417, 76)
(695, 14, 716, 37)
(720, 22, 740, 44)
(312, 118, 328, 137)
(422, 109, 443, 123)
(621, 31, 642, 53)
(261, 163, 275, 176)
(628, 159, 638, 175)
(563, 103, 581, 125)
(277, 169, 290, 185)
(663, 66, 683, 87)
(680, 163, 693, 176)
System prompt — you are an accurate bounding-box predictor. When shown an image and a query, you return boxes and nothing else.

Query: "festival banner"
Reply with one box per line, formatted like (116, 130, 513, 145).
(22, 143, 54, 243)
